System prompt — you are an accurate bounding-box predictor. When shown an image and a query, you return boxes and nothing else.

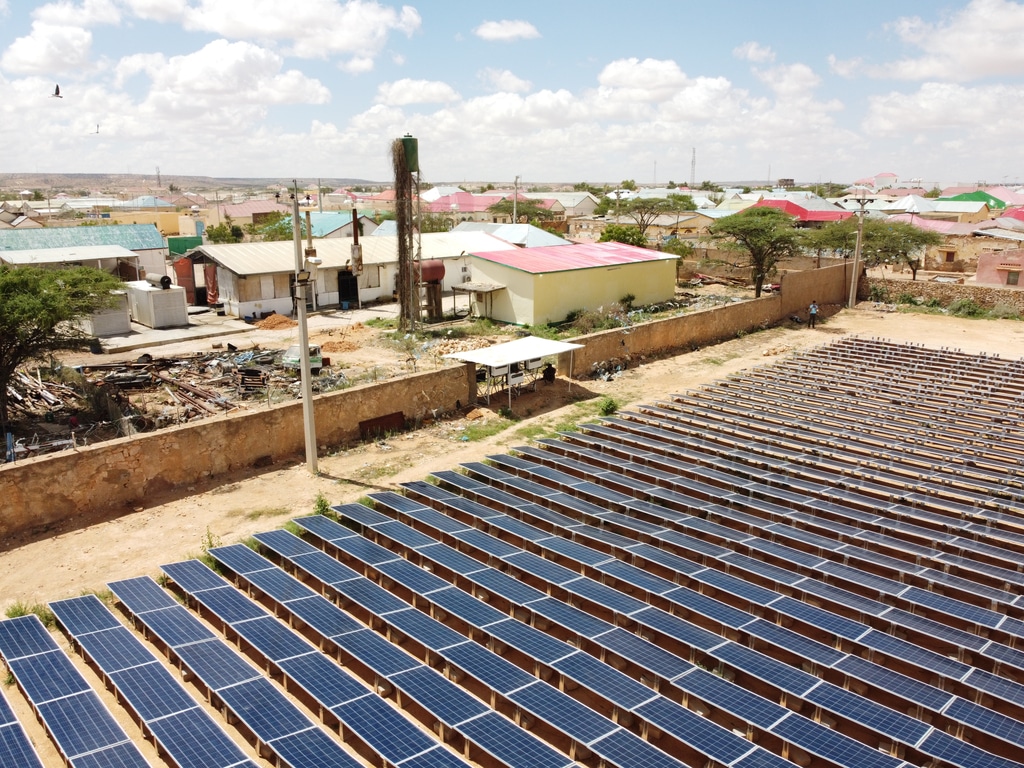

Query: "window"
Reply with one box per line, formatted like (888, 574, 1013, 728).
(944, 251, 956, 263)
(1007, 271, 1020, 286)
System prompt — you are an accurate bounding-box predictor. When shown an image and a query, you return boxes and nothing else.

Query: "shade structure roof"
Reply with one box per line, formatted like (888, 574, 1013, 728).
(442, 336, 582, 368)
(0, 244, 138, 265)
(471, 241, 675, 275)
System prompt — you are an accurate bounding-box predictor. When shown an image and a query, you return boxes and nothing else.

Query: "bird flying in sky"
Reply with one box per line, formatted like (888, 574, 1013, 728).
(51, 84, 62, 98)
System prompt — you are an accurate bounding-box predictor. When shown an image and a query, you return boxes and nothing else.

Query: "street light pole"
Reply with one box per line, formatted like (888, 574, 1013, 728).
(292, 183, 318, 474)
(848, 197, 868, 308)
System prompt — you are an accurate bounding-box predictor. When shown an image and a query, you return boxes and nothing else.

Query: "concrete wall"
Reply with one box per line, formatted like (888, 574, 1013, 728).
(559, 262, 849, 376)
(863, 275, 1024, 311)
(0, 365, 470, 539)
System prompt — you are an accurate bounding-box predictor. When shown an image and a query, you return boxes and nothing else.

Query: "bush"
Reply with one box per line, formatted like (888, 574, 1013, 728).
(313, 492, 330, 516)
(869, 285, 890, 302)
(598, 396, 619, 416)
(989, 303, 1021, 320)
(895, 293, 919, 305)
(949, 298, 984, 317)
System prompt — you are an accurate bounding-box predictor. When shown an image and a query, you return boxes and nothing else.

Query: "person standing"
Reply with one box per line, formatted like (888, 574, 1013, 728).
(808, 300, 818, 328)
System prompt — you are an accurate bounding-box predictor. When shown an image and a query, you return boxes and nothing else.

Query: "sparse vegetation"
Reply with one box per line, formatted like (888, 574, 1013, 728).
(5, 601, 55, 628)
(313, 492, 331, 516)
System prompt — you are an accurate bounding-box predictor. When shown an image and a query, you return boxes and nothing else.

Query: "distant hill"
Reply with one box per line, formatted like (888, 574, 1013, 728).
(0, 173, 385, 196)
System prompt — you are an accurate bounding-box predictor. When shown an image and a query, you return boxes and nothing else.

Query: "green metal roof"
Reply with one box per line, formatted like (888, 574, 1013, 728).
(0, 223, 165, 251)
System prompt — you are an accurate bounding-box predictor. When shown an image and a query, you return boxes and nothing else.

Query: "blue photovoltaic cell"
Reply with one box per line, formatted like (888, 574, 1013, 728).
(145, 707, 250, 768)
(192, 585, 267, 625)
(470, 567, 547, 604)
(595, 627, 694, 681)
(589, 727, 686, 768)
(0, 722, 45, 768)
(332, 628, 421, 677)
(235, 616, 314, 662)
(49, 596, 122, 636)
(710, 642, 818, 697)
(295, 513, 353, 542)
(453, 528, 522, 558)
(418, 543, 486, 575)
(0, 616, 60, 660)
(630, 606, 724, 652)
(918, 729, 1023, 768)
(882, 607, 987, 650)
(388, 665, 489, 725)
(401, 746, 478, 768)
(486, 619, 574, 665)
(67, 740, 149, 768)
(335, 501, 393, 525)
(457, 711, 573, 768)
(330, 533, 403, 568)
(528, 597, 609, 640)
(426, 585, 505, 628)
(513, 680, 618, 744)
(174, 640, 259, 690)
(568, 577, 649, 615)
(693, 567, 780, 605)
(744, 619, 846, 666)
(334, 576, 411, 615)
(634, 696, 754, 766)
(804, 683, 930, 744)
(504, 551, 580, 585)
(769, 712, 903, 768)
(242, 566, 318, 604)
(161, 559, 231, 593)
(278, 653, 368, 709)
(939, 697, 1024, 748)
(551, 651, 656, 709)
(900, 586, 1004, 628)
(292, 550, 361, 586)
(860, 630, 973, 680)
(108, 576, 179, 613)
(109, 662, 197, 721)
(364, 492, 429, 516)
(662, 585, 754, 629)
(401, 505, 473, 535)
(286, 595, 364, 639)
(36, 692, 138, 761)
(771, 596, 867, 641)
(677, 668, 786, 729)
(253, 528, 318, 558)
(217, 677, 312, 742)
(595, 559, 676, 596)
(73, 626, 156, 674)
(384, 608, 468, 651)
(374, 520, 437, 549)
(136, 604, 218, 648)
(488, 516, 550, 542)
(205, 543, 275, 575)
(833, 655, 954, 711)
(537, 534, 614, 567)
(442, 641, 536, 695)
(271, 728, 364, 768)
(333, 694, 441, 763)
(9, 651, 88, 702)
(963, 668, 1024, 708)
(376, 557, 451, 596)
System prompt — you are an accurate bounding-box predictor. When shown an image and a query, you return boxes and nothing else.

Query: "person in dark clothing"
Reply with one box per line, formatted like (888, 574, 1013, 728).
(808, 301, 818, 328)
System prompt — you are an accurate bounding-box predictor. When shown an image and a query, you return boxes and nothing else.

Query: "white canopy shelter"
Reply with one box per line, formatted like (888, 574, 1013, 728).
(443, 335, 583, 409)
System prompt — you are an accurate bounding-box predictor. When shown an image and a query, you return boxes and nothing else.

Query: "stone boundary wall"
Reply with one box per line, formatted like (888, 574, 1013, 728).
(0, 365, 470, 539)
(1, 264, 851, 539)
(864, 277, 1024, 312)
(560, 263, 849, 376)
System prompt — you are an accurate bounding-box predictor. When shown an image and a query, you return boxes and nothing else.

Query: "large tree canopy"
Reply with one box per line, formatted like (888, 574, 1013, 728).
(706, 207, 803, 296)
(486, 197, 555, 224)
(598, 224, 647, 247)
(623, 195, 696, 237)
(801, 218, 943, 279)
(0, 265, 122, 427)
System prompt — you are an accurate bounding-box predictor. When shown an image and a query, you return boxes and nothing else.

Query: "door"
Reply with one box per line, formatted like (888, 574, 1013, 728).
(338, 270, 359, 306)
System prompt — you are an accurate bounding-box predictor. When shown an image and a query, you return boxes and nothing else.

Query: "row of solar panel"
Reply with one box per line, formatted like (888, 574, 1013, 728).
(358, 485, 1024, 767)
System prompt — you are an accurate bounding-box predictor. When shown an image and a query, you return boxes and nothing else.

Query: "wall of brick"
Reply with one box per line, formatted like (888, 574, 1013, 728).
(863, 276, 1024, 312)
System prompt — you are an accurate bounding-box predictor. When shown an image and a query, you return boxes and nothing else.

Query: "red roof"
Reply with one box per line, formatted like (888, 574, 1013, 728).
(753, 199, 852, 222)
(471, 241, 672, 274)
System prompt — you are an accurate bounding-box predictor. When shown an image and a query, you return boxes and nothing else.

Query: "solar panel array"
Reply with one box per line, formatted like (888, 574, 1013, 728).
(1, 337, 1023, 768)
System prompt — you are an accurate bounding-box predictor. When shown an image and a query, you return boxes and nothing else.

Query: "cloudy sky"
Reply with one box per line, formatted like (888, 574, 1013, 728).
(1, 0, 1022, 188)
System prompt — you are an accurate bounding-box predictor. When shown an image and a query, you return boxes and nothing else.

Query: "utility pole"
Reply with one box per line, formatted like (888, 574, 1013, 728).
(292, 182, 318, 474)
(848, 197, 869, 308)
(513, 175, 519, 222)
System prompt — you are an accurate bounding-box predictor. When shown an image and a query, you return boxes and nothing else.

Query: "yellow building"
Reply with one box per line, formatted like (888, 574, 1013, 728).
(468, 242, 677, 325)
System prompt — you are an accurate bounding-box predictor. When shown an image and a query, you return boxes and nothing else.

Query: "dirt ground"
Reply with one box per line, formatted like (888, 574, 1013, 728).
(3, 303, 1024, 615)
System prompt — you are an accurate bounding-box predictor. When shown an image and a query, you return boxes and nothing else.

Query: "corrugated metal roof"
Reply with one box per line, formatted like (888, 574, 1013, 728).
(451, 222, 570, 247)
(0, 223, 164, 251)
(194, 231, 513, 276)
(0, 244, 138, 265)
(471, 241, 675, 275)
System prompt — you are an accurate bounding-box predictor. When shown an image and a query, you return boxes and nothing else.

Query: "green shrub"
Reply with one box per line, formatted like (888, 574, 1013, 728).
(598, 396, 619, 416)
(869, 285, 890, 302)
(989, 303, 1021, 320)
(925, 298, 942, 308)
(313, 492, 331, 516)
(949, 298, 984, 317)
(5, 601, 55, 628)
(895, 292, 919, 305)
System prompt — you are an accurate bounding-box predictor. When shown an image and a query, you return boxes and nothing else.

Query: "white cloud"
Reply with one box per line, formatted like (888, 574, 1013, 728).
(752, 62, 822, 99)
(865, 81, 1024, 135)
(473, 19, 540, 42)
(733, 42, 775, 63)
(121, 0, 190, 23)
(478, 68, 531, 93)
(33, 0, 121, 26)
(375, 78, 460, 105)
(596, 58, 689, 102)
(0, 22, 93, 74)
(882, 0, 1024, 80)
(828, 54, 862, 78)
(175, 0, 421, 62)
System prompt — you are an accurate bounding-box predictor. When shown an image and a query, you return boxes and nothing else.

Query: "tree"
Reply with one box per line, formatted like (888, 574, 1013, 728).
(207, 214, 242, 243)
(706, 207, 802, 296)
(859, 219, 943, 280)
(573, 182, 606, 197)
(0, 265, 122, 427)
(623, 195, 696, 238)
(599, 224, 647, 247)
(620, 179, 637, 191)
(418, 213, 453, 233)
(486, 197, 554, 223)
(660, 237, 695, 258)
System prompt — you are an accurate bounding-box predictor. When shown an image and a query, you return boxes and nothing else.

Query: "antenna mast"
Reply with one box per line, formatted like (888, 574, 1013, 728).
(690, 148, 695, 188)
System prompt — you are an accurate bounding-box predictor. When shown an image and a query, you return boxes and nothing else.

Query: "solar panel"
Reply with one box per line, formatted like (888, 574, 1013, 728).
(66, 740, 149, 768)
(294, 512, 353, 542)
(145, 707, 254, 768)
(390, 665, 490, 726)
(595, 558, 677, 596)
(417, 543, 488, 575)
(400, 746, 480, 768)
(470, 567, 547, 605)
(743, 619, 846, 666)
(0, 615, 62, 660)
(589, 727, 687, 768)
(633, 696, 756, 766)
(693, 566, 780, 605)
(240, 565, 319, 604)
(326, 530, 401, 567)
(174, 639, 260, 690)
(567, 577, 649, 615)
(331, 628, 422, 677)
(833, 655, 955, 712)
(917, 729, 1022, 768)
(771, 596, 868, 641)
(504, 551, 580, 586)
(457, 711, 574, 768)
(108, 575, 180, 613)
(528, 596, 611, 640)
(292, 550, 362, 586)
(8, 651, 88, 702)
(768, 711, 904, 768)
(442, 641, 537, 694)
(72, 625, 157, 674)
(217, 677, 312, 741)
(161, 558, 232, 593)
(485, 618, 574, 665)
(385, 607, 468, 651)
(269, 728, 364, 768)
(235, 616, 315, 662)
(278, 653, 369, 708)
(108, 661, 196, 720)
(943, 697, 1024, 748)
(630, 606, 724, 652)
(333, 575, 411, 615)
(710, 642, 818, 697)
(49, 596, 122, 636)
(803, 682, 930, 744)
(133, 604, 218, 648)
(594, 627, 694, 681)
(188, 585, 267, 625)
(426, 584, 506, 628)
(334, 501, 393, 525)
(374, 520, 438, 549)
(859, 630, 973, 681)
(550, 651, 656, 709)
(253, 528, 319, 558)
(285, 595, 365, 639)
(507, 680, 618, 744)
(0, 722, 45, 768)
(376, 557, 451, 596)
(333, 693, 444, 764)
(676, 668, 786, 729)
(36, 692, 146, 764)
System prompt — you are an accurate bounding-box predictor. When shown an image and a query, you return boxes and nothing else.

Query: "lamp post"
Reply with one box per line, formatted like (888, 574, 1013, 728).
(292, 183, 318, 474)
(848, 197, 869, 308)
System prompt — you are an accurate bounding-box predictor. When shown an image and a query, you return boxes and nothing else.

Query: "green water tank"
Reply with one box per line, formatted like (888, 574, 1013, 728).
(401, 134, 419, 172)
